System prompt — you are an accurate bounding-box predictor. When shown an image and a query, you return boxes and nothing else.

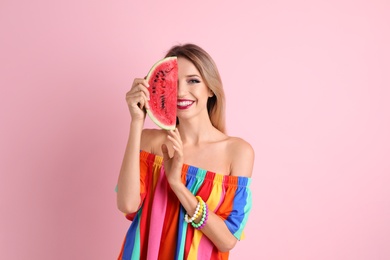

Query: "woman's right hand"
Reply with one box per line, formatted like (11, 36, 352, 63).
(126, 78, 150, 121)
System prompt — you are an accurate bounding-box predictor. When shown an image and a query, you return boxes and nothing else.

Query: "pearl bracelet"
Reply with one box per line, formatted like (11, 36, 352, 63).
(192, 201, 208, 230)
(184, 196, 204, 223)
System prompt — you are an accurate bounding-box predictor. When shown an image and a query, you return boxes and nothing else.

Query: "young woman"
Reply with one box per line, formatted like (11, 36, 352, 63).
(116, 43, 254, 260)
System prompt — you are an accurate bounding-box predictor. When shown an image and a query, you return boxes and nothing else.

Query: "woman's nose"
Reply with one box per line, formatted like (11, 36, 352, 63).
(177, 80, 186, 96)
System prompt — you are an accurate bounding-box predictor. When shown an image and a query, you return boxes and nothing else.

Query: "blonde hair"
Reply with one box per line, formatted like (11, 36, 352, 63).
(165, 43, 226, 133)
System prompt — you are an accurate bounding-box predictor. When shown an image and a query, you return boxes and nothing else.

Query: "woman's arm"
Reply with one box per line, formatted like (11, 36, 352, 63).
(116, 121, 143, 214)
(162, 131, 255, 252)
(116, 78, 150, 214)
(169, 182, 239, 252)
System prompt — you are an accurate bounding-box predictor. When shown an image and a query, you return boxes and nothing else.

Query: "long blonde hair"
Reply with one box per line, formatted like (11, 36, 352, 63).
(165, 43, 226, 133)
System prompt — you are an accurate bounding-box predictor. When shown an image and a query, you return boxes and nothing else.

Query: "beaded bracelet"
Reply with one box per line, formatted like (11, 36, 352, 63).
(192, 201, 208, 230)
(184, 201, 202, 223)
(196, 203, 208, 230)
(184, 196, 204, 223)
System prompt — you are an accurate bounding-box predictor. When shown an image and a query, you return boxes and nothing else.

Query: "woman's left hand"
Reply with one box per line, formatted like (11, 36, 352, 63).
(161, 128, 184, 186)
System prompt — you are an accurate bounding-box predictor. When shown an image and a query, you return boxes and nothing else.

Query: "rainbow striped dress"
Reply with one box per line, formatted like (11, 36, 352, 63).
(118, 150, 252, 260)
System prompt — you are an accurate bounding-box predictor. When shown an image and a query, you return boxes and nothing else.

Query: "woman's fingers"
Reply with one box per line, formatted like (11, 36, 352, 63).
(168, 129, 182, 144)
(131, 91, 149, 109)
(130, 78, 150, 99)
(167, 129, 183, 156)
(167, 135, 181, 151)
(161, 143, 170, 161)
(167, 130, 180, 143)
(131, 78, 149, 88)
(130, 84, 150, 100)
(126, 79, 151, 111)
(132, 78, 149, 87)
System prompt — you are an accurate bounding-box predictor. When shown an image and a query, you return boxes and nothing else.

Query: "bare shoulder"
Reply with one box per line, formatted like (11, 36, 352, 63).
(227, 136, 254, 155)
(226, 136, 255, 178)
(141, 128, 165, 139)
(140, 128, 167, 154)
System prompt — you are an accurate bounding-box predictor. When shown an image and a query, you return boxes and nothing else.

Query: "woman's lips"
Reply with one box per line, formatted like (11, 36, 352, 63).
(177, 99, 194, 109)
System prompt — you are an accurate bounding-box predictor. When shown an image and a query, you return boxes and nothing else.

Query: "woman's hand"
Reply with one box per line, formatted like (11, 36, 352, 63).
(126, 78, 150, 121)
(161, 128, 184, 187)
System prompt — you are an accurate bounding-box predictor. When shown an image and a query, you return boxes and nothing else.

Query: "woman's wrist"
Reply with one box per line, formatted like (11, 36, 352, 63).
(168, 179, 185, 192)
(130, 118, 144, 128)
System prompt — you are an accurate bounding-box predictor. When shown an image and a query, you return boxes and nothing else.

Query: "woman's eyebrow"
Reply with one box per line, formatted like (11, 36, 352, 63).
(186, 74, 200, 78)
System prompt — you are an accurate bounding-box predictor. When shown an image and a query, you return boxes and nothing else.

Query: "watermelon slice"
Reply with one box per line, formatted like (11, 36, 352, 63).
(145, 56, 178, 130)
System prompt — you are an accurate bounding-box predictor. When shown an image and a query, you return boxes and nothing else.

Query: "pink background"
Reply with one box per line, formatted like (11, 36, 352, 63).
(1, 0, 389, 259)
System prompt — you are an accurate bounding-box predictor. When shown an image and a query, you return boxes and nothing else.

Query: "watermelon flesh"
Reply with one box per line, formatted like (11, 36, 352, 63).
(145, 56, 178, 130)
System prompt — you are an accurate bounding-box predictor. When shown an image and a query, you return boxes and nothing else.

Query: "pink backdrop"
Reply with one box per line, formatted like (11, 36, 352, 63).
(1, 0, 389, 259)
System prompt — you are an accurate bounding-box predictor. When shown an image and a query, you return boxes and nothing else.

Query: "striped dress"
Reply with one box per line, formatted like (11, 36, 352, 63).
(118, 150, 252, 260)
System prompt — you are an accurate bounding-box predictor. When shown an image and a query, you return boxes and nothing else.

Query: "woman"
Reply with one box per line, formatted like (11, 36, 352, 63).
(117, 43, 254, 260)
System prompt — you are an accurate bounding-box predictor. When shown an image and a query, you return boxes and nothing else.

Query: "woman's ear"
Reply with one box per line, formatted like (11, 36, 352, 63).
(208, 89, 214, 97)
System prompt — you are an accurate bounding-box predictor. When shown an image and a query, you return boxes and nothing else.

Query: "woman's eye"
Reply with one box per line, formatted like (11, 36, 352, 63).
(188, 79, 200, 84)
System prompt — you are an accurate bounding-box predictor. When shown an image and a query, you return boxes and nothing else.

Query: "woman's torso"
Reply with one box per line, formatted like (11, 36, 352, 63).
(140, 128, 241, 176)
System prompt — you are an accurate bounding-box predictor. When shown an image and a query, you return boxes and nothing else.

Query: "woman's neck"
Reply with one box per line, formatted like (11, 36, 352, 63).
(177, 118, 217, 146)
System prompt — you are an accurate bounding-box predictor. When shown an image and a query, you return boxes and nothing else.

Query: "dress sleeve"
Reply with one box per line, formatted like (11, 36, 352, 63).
(115, 151, 151, 221)
(215, 177, 252, 240)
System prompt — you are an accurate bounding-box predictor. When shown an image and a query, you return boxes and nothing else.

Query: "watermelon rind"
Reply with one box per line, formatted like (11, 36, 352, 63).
(145, 56, 177, 80)
(146, 110, 176, 130)
(145, 56, 177, 130)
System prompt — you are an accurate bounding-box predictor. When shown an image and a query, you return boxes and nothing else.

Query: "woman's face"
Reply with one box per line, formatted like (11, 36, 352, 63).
(176, 57, 211, 120)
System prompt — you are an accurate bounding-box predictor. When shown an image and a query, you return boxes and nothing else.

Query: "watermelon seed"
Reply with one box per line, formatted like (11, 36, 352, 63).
(161, 96, 165, 109)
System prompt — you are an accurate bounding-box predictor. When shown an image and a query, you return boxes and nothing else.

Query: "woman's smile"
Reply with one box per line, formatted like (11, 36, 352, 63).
(177, 99, 195, 109)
